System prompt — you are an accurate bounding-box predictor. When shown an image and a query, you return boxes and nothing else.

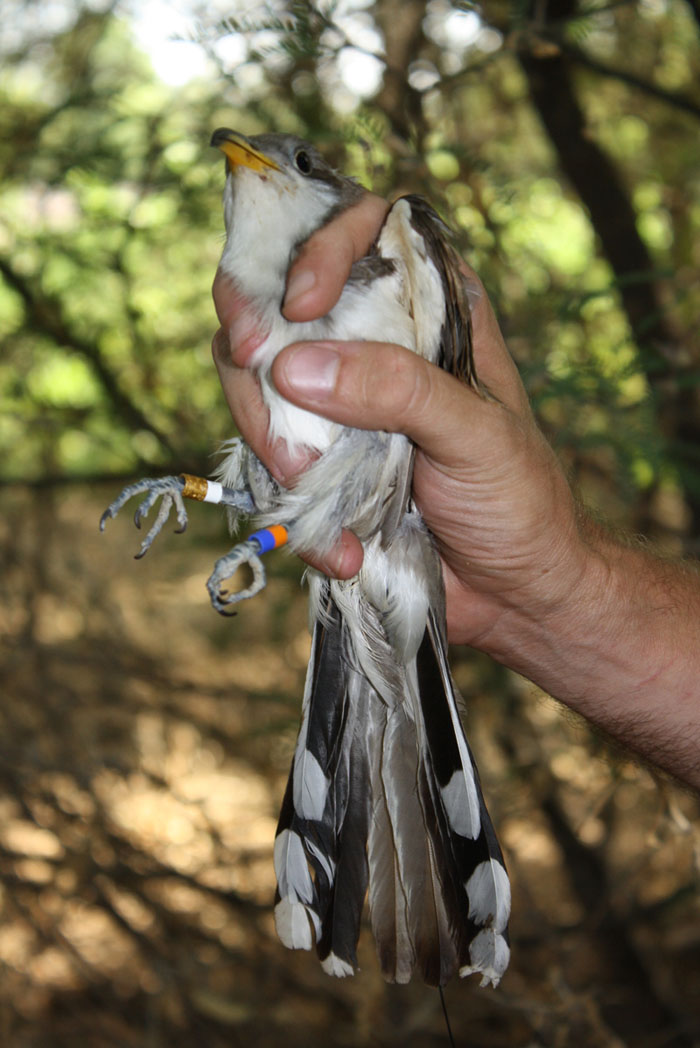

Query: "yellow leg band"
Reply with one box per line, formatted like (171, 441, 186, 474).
(179, 473, 209, 501)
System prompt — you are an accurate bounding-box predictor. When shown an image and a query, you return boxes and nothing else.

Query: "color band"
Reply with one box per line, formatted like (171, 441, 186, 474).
(203, 480, 223, 504)
(180, 473, 208, 501)
(248, 525, 289, 554)
(180, 474, 224, 504)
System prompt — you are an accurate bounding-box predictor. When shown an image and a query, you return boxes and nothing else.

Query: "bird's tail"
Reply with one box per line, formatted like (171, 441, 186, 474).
(273, 582, 510, 987)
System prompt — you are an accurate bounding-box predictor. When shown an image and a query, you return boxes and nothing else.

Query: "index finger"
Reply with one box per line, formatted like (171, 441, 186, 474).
(282, 192, 388, 322)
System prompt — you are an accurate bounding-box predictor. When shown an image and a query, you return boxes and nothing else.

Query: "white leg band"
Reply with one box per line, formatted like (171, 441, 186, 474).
(203, 480, 224, 504)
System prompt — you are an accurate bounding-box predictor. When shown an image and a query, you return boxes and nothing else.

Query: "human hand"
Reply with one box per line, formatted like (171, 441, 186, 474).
(211, 192, 590, 653)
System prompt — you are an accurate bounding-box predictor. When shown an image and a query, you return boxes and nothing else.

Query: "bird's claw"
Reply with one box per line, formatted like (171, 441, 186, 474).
(100, 476, 188, 558)
(206, 540, 267, 615)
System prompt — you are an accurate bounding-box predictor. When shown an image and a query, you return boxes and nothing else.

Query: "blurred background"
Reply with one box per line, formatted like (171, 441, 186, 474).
(1, 1, 699, 1044)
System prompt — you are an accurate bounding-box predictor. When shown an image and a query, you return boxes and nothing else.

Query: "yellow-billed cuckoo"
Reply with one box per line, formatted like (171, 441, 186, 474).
(102, 129, 510, 988)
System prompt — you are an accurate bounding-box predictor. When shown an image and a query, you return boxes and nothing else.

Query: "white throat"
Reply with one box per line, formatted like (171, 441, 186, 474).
(219, 166, 339, 309)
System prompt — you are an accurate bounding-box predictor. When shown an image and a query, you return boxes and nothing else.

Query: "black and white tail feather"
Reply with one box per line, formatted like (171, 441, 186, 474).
(103, 132, 511, 988)
(272, 537, 510, 987)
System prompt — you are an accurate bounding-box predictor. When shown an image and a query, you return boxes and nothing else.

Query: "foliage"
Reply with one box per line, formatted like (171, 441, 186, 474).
(1, 0, 699, 541)
(0, 7, 233, 481)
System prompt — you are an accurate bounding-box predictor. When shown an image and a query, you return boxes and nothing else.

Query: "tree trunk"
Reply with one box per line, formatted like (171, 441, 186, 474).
(518, 10, 700, 537)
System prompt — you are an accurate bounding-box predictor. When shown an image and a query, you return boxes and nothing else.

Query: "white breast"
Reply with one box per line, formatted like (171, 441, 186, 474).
(252, 266, 416, 455)
(249, 196, 447, 457)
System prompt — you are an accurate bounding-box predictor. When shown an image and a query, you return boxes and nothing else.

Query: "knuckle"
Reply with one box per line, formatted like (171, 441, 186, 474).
(358, 345, 432, 423)
(392, 350, 433, 421)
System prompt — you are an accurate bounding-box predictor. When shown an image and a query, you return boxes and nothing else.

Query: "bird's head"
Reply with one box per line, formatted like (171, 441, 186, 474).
(211, 128, 364, 307)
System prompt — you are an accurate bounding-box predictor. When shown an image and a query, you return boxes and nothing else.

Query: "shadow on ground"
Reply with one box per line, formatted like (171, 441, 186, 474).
(0, 485, 698, 1047)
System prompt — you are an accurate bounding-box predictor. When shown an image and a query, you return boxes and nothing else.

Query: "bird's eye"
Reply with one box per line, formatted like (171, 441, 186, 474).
(295, 150, 312, 175)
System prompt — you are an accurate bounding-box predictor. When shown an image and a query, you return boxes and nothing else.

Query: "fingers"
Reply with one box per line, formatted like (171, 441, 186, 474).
(212, 327, 310, 483)
(303, 528, 365, 580)
(449, 260, 530, 416)
(212, 328, 364, 580)
(271, 328, 529, 472)
(212, 272, 267, 368)
(282, 193, 388, 321)
(211, 193, 387, 367)
(211, 191, 389, 581)
(210, 192, 523, 585)
(271, 341, 473, 467)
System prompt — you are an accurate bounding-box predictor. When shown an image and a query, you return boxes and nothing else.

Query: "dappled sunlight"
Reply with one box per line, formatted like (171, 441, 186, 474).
(0, 484, 694, 1045)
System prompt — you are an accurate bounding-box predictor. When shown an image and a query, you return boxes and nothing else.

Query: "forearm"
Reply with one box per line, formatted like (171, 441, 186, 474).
(489, 516, 700, 788)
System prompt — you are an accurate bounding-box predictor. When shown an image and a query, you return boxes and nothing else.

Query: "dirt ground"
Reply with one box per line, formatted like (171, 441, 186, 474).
(0, 484, 698, 1047)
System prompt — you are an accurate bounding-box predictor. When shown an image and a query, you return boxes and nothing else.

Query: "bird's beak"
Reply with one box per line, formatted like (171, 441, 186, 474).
(210, 128, 280, 174)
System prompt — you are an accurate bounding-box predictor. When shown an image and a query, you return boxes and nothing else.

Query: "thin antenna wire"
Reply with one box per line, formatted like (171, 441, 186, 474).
(438, 986, 457, 1048)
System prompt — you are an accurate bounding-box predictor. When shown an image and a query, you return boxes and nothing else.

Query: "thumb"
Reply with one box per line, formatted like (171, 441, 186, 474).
(271, 339, 515, 471)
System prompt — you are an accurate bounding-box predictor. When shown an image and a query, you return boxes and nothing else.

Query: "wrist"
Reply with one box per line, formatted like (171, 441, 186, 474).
(475, 512, 700, 787)
(478, 511, 613, 688)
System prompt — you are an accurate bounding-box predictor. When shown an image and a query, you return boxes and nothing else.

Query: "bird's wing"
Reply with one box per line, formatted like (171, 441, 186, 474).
(379, 194, 476, 386)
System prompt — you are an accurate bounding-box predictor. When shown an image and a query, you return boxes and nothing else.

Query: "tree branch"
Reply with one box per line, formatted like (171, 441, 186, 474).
(685, 0, 700, 32)
(562, 41, 700, 121)
(0, 258, 175, 454)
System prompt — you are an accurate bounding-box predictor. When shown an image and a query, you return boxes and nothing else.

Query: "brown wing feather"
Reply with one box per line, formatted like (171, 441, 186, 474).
(398, 194, 476, 388)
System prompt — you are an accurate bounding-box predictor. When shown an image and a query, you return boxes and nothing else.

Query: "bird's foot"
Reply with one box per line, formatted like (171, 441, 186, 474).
(206, 525, 289, 615)
(207, 541, 267, 614)
(100, 473, 257, 559)
(100, 476, 189, 558)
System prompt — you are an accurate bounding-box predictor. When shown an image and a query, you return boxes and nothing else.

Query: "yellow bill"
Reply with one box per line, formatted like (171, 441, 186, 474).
(210, 128, 280, 174)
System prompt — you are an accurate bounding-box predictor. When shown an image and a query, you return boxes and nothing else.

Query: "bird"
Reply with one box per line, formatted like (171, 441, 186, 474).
(102, 128, 510, 988)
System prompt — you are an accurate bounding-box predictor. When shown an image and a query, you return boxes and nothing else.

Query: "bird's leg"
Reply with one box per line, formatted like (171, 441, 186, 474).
(100, 473, 256, 559)
(206, 525, 289, 614)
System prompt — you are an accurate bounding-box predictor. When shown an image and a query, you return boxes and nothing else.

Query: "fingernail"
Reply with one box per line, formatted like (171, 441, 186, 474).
(282, 344, 340, 398)
(284, 269, 316, 310)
